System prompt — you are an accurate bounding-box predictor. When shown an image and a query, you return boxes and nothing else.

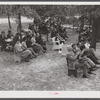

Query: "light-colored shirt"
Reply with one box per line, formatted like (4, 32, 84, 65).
(31, 37, 36, 44)
(21, 41, 27, 50)
(14, 43, 23, 54)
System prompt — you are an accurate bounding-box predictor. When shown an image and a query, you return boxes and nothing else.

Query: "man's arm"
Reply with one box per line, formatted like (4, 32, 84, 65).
(66, 54, 78, 61)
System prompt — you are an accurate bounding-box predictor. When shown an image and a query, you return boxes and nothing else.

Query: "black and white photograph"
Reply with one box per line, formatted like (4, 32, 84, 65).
(0, 2, 100, 92)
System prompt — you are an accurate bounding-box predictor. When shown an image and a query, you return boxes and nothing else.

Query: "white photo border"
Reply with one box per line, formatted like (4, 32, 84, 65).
(0, 1, 100, 98)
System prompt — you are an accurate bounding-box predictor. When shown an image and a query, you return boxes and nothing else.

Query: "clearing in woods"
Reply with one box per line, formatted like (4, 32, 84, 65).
(0, 24, 100, 90)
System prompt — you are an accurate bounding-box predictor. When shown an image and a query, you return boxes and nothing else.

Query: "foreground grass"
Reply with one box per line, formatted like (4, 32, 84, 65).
(0, 24, 100, 90)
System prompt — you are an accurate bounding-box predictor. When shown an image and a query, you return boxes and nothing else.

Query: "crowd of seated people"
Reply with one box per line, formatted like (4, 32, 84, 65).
(78, 28, 91, 43)
(14, 30, 47, 62)
(49, 18, 68, 41)
(14, 39, 34, 62)
(66, 26, 100, 78)
(0, 17, 68, 63)
(66, 41, 100, 78)
(27, 18, 68, 53)
(0, 30, 21, 52)
(0, 28, 47, 63)
(0, 29, 14, 51)
(28, 17, 68, 42)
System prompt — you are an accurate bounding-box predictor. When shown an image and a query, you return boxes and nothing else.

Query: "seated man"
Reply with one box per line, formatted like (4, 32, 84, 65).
(80, 43, 100, 64)
(66, 45, 91, 78)
(72, 43, 100, 71)
(12, 33, 20, 47)
(35, 34, 47, 51)
(71, 43, 80, 54)
(0, 31, 7, 51)
(14, 40, 33, 62)
(21, 38, 38, 58)
(7, 29, 13, 39)
(26, 35, 45, 54)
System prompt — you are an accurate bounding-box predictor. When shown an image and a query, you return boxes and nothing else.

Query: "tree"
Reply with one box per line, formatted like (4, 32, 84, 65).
(0, 5, 12, 29)
(66, 6, 78, 30)
(77, 5, 100, 49)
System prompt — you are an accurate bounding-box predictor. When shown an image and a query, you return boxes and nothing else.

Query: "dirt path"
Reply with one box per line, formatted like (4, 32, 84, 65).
(0, 30, 100, 90)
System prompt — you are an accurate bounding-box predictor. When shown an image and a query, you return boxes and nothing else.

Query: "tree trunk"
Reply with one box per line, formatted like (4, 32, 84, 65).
(72, 17, 74, 30)
(80, 17, 84, 33)
(90, 18, 98, 50)
(18, 12, 22, 34)
(96, 17, 100, 41)
(7, 13, 11, 29)
(89, 13, 92, 33)
(17, 12, 22, 42)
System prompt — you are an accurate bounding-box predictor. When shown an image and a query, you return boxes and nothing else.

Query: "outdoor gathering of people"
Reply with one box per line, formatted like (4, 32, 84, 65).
(0, 28, 47, 63)
(0, 16, 100, 79)
(0, 17, 68, 63)
(66, 28, 100, 78)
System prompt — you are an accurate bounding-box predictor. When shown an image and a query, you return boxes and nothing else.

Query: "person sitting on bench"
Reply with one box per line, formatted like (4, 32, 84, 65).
(14, 40, 33, 62)
(66, 45, 91, 78)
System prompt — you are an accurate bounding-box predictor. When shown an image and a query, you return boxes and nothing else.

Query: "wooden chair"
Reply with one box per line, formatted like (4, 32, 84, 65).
(66, 56, 77, 77)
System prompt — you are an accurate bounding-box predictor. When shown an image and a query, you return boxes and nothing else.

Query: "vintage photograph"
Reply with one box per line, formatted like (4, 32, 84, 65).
(0, 3, 100, 91)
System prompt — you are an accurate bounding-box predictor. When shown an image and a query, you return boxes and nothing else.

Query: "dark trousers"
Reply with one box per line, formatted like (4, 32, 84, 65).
(87, 54, 98, 64)
(1, 43, 7, 51)
(68, 69, 77, 77)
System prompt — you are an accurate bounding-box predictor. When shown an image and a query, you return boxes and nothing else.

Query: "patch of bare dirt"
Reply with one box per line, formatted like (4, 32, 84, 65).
(0, 29, 100, 90)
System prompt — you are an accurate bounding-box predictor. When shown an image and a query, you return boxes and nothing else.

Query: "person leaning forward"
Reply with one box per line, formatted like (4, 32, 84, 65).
(66, 45, 90, 78)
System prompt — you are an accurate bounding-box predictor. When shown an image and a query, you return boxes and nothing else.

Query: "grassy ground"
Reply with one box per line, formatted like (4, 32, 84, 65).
(0, 23, 30, 35)
(0, 23, 100, 90)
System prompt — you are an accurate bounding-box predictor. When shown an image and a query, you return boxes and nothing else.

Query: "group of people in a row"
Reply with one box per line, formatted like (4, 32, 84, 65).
(66, 41, 100, 78)
(14, 30, 47, 62)
(0, 28, 47, 62)
(0, 30, 13, 51)
(28, 17, 68, 42)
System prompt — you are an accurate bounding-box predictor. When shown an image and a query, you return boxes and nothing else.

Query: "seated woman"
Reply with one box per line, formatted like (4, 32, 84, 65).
(14, 40, 33, 62)
(21, 37, 38, 58)
(66, 45, 90, 78)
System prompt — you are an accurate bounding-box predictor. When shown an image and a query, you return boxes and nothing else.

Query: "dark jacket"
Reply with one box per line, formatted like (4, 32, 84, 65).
(26, 39, 32, 48)
(0, 34, 6, 46)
